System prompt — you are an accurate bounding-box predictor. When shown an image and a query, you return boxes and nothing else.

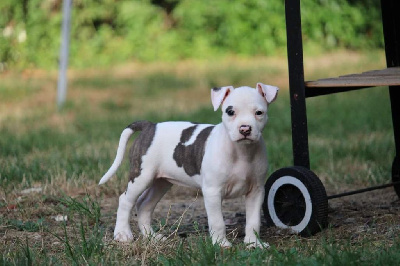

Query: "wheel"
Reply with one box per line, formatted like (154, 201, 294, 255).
(263, 166, 328, 236)
(393, 156, 400, 198)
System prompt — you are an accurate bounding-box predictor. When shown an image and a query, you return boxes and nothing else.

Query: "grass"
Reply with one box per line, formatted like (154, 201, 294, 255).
(1, 50, 399, 264)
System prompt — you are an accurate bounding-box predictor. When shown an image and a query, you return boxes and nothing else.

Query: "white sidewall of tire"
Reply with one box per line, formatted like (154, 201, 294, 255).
(267, 175, 313, 233)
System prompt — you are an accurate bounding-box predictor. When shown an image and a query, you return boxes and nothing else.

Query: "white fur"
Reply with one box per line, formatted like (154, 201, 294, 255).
(100, 83, 278, 248)
(99, 128, 133, 185)
(211, 86, 234, 111)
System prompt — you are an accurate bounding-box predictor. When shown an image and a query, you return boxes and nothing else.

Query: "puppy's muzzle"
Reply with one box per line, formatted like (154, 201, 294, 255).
(239, 125, 252, 137)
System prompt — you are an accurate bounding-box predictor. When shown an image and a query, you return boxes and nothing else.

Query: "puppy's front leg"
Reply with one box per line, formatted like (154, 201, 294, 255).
(244, 185, 269, 248)
(202, 188, 231, 247)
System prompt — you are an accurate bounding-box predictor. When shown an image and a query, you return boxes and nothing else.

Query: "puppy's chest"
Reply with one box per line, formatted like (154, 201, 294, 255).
(222, 161, 260, 198)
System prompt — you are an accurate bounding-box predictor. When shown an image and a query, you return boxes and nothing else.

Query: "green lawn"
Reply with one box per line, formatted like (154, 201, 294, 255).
(1, 51, 399, 265)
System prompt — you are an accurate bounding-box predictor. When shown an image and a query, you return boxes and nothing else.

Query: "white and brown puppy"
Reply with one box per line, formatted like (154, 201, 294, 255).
(99, 83, 278, 248)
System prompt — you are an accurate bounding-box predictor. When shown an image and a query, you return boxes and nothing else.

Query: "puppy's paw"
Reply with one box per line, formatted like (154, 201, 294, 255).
(245, 239, 270, 249)
(154, 233, 167, 241)
(114, 230, 134, 242)
(213, 238, 232, 248)
(147, 233, 167, 243)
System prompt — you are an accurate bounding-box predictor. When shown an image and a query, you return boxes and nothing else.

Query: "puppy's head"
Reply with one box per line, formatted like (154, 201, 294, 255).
(211, 83, 278, 144)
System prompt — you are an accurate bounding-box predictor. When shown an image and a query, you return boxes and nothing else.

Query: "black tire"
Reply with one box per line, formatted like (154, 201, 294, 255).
(263, 166, 328, 236)
(393, 156, 400, 198)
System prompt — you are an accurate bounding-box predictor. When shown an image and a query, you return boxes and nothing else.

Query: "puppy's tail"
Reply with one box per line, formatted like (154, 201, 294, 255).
(99, 126, 135, 185)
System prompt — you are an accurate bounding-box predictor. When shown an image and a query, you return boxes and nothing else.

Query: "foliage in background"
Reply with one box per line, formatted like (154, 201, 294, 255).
(0, 0, 383, 68)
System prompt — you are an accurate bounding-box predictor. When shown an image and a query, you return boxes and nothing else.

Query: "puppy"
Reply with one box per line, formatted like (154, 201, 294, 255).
(99, 83, 278, 248)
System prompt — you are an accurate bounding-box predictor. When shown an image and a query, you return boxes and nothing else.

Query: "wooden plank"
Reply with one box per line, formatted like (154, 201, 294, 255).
(339, 69, 398, 78)
(306, 67, 400, 88)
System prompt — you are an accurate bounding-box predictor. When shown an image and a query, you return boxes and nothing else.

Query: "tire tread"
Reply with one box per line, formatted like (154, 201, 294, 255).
(263, 166, 328, 236)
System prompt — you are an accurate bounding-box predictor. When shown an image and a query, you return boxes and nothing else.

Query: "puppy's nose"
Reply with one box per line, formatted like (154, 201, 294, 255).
(239, 125, 252, 137)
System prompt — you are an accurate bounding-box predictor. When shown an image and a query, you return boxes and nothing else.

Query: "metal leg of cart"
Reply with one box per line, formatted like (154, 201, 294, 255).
(284, 0, 310, 170)
(382, 0, 400, 196)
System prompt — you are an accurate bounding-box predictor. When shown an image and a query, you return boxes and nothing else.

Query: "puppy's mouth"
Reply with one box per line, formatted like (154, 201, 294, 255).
(237, 137, 256, 143)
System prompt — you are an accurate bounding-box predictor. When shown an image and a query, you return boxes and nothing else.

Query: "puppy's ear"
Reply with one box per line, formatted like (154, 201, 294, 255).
(211, 86, 234, 111)
(257, 83, 279, 104)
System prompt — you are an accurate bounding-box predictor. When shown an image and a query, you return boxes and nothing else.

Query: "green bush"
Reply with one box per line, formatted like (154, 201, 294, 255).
(0, 0, 383, 69)
(301, 0, 383, 50)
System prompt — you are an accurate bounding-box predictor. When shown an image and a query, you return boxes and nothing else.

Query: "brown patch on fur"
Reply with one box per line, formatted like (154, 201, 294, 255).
(173, 125, 214, 176)
(128, 121, 157, 182)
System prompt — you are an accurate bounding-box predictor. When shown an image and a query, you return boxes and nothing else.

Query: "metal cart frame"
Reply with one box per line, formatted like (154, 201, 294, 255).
(263, 0, 400, 236)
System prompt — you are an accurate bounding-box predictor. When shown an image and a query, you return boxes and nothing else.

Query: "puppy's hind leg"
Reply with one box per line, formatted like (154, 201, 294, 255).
(136, 178, 172, 241)
(113, 170, 155, 242)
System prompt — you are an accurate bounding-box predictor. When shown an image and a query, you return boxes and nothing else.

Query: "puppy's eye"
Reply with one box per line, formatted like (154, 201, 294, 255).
(226, 109, 235, 116)
(225, 106, 235, 117)
(255, 111, 263, 116)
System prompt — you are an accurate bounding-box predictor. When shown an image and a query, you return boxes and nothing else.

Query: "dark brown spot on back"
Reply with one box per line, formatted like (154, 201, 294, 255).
(179, 125, 198, 143)
(128, 121, 156, 182)
(173, 125, 214, 176)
